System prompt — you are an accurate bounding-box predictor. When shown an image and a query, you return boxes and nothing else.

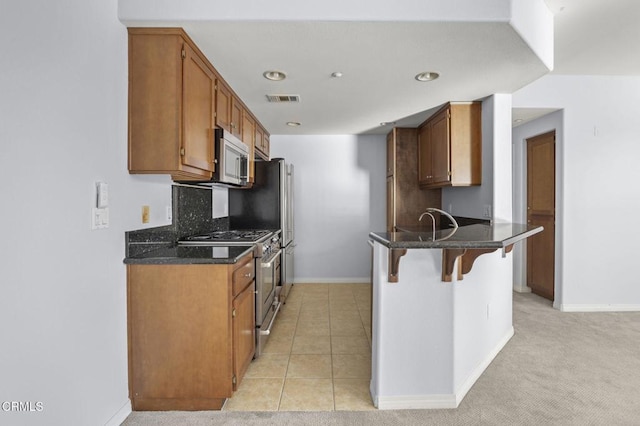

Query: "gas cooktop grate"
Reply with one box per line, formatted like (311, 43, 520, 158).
(183, 229, 271, 242)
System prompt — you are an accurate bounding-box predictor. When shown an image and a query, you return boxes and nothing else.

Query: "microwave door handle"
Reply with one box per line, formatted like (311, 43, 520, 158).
(242, 156, 248, 180)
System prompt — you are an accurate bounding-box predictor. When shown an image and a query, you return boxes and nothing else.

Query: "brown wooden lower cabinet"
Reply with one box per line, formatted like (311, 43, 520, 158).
(127, 252, 256, 411)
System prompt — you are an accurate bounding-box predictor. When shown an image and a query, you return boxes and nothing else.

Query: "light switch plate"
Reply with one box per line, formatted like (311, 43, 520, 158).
(91, 207, 109, 230)
(96, 182, 108, 208)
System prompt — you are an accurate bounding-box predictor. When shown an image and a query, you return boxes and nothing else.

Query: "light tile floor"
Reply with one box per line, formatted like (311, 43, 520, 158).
(223, 283, 375, 412)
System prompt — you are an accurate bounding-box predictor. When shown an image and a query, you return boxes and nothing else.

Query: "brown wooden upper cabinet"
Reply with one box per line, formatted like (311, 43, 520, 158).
(242, 110, 256, 184)
(231, 97, 243, 139)
(128, 28, 215, 181)
(263, 134, 270, 157)
(128, 27, 270, 183)
(387, 128, 441, 232)
(215, 80, 233, 133)
(217, 79, 270, 163)
(254, 126, 269, 161)
(418, 102, 482, 189)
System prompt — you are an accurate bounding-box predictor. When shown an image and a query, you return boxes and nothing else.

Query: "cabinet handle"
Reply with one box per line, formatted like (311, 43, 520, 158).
(244, 273, 252, 277)
(231, 123, 236, 129)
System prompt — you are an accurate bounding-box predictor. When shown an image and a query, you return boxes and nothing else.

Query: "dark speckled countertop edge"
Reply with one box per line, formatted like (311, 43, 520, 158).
(369, 224, 543, 250)
(123, 244, 255, 265)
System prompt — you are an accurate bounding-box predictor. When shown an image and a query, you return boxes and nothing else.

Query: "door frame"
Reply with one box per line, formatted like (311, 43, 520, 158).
(512, 111, 564, 309)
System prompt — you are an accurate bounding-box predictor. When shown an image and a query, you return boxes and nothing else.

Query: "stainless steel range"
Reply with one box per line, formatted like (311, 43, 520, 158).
(179, 229, 281, 357)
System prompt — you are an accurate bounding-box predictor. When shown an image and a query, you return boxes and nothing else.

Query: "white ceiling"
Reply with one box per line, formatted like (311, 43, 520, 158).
(186, 21, 548, 135)
(512, 0, 640, 127)
(121, 0, 640, 134)
(547, 0, 640, 75)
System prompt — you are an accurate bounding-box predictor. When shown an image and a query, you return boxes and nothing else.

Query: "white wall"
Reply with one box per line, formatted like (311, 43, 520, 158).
(513, 75, 640, 311)
(0, 2, 172, 425)
(270, 135, 386, 282)
(511, 110, 564, 298)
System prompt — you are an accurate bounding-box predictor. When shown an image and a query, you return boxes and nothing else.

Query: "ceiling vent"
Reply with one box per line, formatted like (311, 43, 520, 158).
(266, 94, 301, 103)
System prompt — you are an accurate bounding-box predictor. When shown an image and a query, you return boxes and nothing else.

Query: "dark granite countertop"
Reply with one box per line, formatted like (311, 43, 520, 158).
(123, 244, 255, 265)
(370, 223, 543, 250)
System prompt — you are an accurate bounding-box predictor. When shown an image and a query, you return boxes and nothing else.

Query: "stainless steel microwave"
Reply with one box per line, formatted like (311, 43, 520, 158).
(214, 128, 249, 186)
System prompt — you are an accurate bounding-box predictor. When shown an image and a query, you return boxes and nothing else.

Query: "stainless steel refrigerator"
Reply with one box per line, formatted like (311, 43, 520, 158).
(229, 158, 295, 301)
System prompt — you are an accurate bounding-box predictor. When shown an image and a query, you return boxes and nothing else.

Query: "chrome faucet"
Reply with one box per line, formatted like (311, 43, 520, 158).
(419, 208, 459, 241)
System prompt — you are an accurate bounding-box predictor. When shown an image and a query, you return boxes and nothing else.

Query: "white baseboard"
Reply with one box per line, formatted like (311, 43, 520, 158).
(454, 326, 514, 405)
(375, 393, 458, 410)
(512, 284, 532, 293)
(105, 399, 131, 426)
(373, 327, 514, 410)
(293, 278, 370, 284)
(560, 304, 640, 312)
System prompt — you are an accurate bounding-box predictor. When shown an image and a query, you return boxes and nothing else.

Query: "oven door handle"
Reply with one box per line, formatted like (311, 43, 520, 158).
(261, 249, 282, 268)
(259, 301, 281, 336)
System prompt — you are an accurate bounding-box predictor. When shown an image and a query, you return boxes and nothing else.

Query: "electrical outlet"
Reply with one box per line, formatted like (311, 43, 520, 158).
(483, 205, 492, 218)
(142, 205, 150, 224)
(166, 205, 172, 222)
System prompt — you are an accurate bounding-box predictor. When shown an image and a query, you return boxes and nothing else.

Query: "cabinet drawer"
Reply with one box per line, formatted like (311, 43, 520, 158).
(233, 255, 255, 297)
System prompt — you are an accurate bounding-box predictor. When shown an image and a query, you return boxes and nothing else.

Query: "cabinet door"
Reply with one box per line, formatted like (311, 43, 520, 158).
(242, 111, 256, 184)
(263, 133, 270, 155)
(128, 32, 188, 175)
(417, 124, 432, 184)
(182, 43, 215, 173)
(231, 97, 243, 138)
(215, 80, 232, 133)
(127, 264, 233, 410)
(255, 126, 264, 152)
(386, 131, 395, 177)
(430, 108, 451, 185)
(255, 126, 268, 159)
(233, 281, 255, 390)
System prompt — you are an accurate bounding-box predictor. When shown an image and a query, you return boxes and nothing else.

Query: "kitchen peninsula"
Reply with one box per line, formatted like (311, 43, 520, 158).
(368, 222, 542, 409)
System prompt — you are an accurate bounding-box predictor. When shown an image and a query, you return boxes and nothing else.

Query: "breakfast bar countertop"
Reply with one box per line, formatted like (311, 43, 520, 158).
(369, 222, 543, 250)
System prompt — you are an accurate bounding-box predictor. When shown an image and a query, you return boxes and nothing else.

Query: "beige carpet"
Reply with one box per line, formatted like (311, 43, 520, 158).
(122, 292, 640, 425)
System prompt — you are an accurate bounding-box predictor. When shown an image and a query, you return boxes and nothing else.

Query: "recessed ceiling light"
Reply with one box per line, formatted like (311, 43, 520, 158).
(331, 72, 343, 78)
(415, 72, 440, 82)
(286, 121, 301, 127)
(380, 121, 396, 126)
(263, 70, 287, 81)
